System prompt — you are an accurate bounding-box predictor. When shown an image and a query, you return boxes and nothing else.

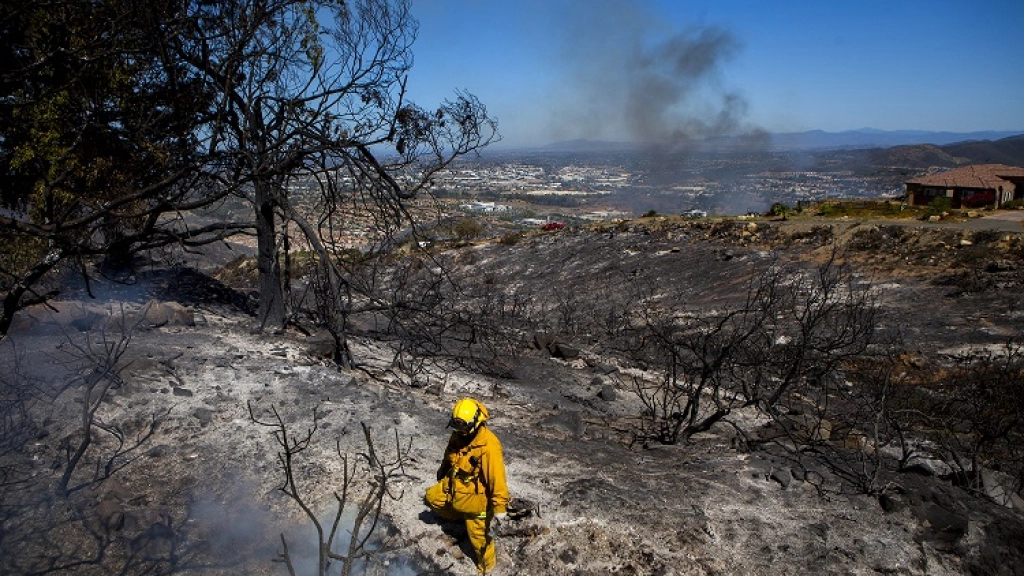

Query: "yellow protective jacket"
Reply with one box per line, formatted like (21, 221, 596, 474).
(436, 420, 509, 515)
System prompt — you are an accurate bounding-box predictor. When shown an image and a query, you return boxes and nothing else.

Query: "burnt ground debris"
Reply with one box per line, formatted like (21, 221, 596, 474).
(1, 216, 1023, 575)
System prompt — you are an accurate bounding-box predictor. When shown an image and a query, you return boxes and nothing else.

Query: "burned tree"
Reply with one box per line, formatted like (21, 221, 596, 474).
(177, 0, 498, 340)
(0, 306, 172, 575)
(55, 308, 167, 495)
(249, 403, 411, 576)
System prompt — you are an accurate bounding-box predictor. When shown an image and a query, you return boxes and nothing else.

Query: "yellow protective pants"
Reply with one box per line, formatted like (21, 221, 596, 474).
(425, 480, 495, 574)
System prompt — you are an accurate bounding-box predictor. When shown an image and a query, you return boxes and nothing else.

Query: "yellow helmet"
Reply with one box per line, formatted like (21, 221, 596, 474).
(449, 397, 488, 436)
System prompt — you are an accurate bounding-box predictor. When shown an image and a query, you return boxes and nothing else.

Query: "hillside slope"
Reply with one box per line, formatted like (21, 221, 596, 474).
(2, 216, 1023, 575)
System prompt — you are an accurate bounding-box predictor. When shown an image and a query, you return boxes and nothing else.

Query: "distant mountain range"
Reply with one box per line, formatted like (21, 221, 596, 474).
(866, 134, 1024, 169)
(539, 129, 1024, 153)
(766, 129, 1024, 150)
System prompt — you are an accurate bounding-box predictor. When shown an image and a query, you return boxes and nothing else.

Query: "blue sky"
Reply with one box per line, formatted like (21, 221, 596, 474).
(405, 0, 1024, 148)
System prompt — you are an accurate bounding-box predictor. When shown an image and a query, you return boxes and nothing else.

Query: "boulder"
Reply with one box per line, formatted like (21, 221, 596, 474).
(981, 467, 1024, 510)
(902, 456, 953, 478)
(142, 300, 171, 327)
(142, 299, 195, 327)
(533, 332, 556, 352)
(597, 385, 618, 402)
(552, 343, 581, 360)
(24, 301, 106, 331)
(770, 468, 792, 489)
(165, 301, 195, 326)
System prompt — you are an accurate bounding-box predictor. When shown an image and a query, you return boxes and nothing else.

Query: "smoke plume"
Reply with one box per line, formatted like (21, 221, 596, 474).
(548, 0, 756, 148)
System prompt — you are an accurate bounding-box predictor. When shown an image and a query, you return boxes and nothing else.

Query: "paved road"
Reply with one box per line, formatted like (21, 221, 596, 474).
(869, 209, 1024, 232)
(764, 210, 1024, 233)
(961, 210, 1024, 232)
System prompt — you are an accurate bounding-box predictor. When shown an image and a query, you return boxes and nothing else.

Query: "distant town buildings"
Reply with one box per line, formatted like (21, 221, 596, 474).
(258, 152, 962, 252)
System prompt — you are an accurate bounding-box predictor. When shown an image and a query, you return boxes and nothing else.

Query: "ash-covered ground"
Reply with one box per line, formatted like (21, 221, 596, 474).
(2, 216, 1023, 575)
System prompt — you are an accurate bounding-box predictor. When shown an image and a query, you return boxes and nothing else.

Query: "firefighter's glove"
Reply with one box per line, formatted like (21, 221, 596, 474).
(490, 512, 508, 537)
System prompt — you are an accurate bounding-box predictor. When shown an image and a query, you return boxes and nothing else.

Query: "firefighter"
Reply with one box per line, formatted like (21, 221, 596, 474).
(424, 397, 509, 574)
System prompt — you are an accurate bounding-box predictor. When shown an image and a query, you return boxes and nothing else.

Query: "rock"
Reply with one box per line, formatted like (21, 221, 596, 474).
(902, 456, 952, 477)
(843, 430, 875, 454)
(981, 467, 1024, 510)
(95, 498, 126, 534)
(770, 468, 792, 489)
(121, 507, 174, 539)
(165, 301, 195, 326)
(597, 385, 617, 401)
(25, 301, 106, 331)
(143, 300, 171, 327)
(192, 407, 214, 426)
(878, 493, 905, 513)
(143, 300, 194, 327)
(553, 343, 581, 359)
(8, 313, 37, 333)
(986, 260, 1015, 273)
(533, 332, 556, 351)
(792, 414, 831, 441)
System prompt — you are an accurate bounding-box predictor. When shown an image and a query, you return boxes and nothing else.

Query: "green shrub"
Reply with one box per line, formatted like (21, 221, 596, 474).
(924, 196, 953, 218)
(498, 232, 523, 246)
(451, 218, 483, 242)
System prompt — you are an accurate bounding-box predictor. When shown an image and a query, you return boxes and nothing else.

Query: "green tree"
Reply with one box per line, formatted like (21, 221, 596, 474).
(0, 0, 237, 337)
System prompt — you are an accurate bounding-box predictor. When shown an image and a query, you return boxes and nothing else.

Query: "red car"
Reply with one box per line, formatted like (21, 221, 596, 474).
(541, 221, 566, 231)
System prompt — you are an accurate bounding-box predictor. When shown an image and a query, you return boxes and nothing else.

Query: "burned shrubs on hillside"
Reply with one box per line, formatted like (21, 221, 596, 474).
(629, 254, 878, 448)
(896, 343, 1024, 495)
(624, 251, 1024, 499)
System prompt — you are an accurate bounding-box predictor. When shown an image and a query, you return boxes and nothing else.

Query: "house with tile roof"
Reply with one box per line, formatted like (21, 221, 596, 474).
(905, 164, 1024, 209)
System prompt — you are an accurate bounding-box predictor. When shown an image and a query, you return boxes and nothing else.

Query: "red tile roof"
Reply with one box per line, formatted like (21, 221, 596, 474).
(906, 164, 1024, 188)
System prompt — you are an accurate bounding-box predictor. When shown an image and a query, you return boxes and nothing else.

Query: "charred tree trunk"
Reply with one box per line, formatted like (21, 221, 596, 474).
(255, 178, 286, 332)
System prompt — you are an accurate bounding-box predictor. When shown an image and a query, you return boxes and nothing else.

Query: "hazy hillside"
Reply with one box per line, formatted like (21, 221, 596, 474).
(942, 134, 1024, 166)
(768, 129, 1024, 150)
(514, 131, 1024, 176)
